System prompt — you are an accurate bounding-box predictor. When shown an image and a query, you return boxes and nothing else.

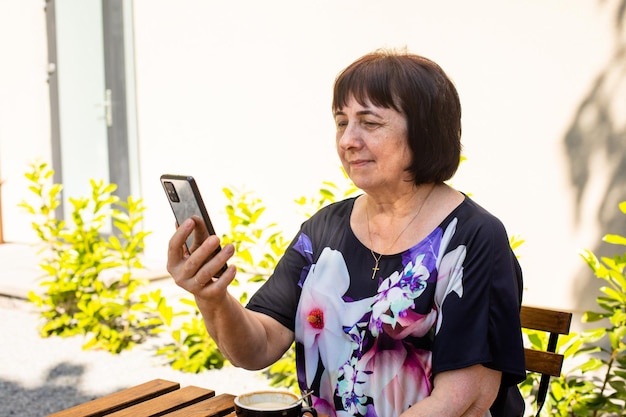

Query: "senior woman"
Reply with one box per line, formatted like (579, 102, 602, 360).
(167, 49, 526, 417)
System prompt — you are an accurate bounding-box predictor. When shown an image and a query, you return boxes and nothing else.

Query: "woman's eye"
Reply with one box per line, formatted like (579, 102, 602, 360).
(363, 121, 380, 128)
(336, 120, 348, 129)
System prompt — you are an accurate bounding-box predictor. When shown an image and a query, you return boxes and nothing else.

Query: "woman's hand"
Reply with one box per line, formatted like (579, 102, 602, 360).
(401, 365, 501, 416)
(165, 216, 293, 370)
(166, 217, 237, 302)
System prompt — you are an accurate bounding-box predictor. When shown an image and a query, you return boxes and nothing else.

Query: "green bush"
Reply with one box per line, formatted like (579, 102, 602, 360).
(19, 161, 165, 353)
(152, 294, 227, 373)
(521, 201, 626, 416)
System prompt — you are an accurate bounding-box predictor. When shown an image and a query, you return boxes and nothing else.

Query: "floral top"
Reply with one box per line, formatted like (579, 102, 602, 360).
(247, 196, 526, 417)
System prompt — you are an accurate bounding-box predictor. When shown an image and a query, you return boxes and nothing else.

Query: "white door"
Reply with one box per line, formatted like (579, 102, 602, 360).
(55, 0, 111, 227)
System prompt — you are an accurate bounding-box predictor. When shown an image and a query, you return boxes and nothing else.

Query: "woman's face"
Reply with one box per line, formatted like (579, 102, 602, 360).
(334, 95, 413, 194)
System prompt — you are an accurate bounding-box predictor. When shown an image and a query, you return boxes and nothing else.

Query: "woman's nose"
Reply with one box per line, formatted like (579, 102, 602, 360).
(337, 122, 361, 148)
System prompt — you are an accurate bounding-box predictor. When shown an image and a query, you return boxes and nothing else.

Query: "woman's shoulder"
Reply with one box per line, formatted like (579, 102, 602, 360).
(299, 197, 359, 241)
(308, 196, 359, 221)
(444, 194, 500, 222)
(442, 195, 512, 242)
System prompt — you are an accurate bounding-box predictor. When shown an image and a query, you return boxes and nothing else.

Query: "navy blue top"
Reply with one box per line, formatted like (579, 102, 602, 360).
(248, 196, 525, 417)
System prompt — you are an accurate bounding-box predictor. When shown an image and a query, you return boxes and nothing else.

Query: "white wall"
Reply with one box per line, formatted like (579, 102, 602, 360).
(1, 0, 625, 317)
(0, 0, 51, 243)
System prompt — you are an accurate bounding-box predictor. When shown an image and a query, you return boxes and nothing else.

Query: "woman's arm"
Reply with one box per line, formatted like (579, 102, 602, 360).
(167, 217, 294, 369)
(401, 365, 502, 417)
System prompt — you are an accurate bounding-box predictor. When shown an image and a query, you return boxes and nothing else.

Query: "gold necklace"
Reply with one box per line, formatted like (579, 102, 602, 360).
(366, 185, 436, 280)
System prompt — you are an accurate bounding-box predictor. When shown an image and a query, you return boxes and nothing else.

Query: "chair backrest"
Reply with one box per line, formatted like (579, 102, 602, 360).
(520, 305, 573, 417)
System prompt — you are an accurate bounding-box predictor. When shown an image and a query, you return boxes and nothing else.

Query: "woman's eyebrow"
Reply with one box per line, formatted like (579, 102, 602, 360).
(356, 109, 382, 118)
(333, 109, 382, 118)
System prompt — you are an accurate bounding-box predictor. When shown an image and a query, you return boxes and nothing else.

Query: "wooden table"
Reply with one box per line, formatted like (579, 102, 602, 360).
(47, 378, 238, 417)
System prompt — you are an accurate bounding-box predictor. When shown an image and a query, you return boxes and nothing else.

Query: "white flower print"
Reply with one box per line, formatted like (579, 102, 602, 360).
(295, 248, 374, 391)
(434, 218, 466, 334)
(369, 254, 430, 337)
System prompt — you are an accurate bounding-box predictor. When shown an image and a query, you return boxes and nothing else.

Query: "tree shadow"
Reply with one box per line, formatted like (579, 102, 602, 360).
(0, 362, 125, 416)
(565, 0, 626, 312)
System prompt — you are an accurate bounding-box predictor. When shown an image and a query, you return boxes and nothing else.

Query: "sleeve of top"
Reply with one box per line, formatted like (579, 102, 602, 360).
(245, 199, 353, 331)
(432, 210, 526, 386)
(244, 228, 310, 331)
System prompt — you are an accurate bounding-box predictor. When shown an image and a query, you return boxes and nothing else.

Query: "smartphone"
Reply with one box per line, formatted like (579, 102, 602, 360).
(160, 174, 227, 277)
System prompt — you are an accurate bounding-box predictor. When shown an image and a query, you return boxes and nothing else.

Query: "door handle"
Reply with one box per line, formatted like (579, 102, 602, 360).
(104, 89, 113, 127)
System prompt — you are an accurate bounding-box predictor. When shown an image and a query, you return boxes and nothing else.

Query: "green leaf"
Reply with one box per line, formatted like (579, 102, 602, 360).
(579, 248, 597, 263)
(580, 357, 604, 372)
(581, 327, 607, 343)
(600, 286, 626, 303)
(604, 234, 626, 246)
(583, 311, 607, 322)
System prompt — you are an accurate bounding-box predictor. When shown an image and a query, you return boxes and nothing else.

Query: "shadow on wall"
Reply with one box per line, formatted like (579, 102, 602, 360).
(566, 1, 626, 312)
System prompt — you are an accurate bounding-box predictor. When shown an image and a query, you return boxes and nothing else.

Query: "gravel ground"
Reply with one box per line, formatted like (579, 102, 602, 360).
(0, 295, 273, 416)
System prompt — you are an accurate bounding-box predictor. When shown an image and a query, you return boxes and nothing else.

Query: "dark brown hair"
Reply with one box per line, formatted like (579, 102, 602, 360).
(332, 49, 462, 184)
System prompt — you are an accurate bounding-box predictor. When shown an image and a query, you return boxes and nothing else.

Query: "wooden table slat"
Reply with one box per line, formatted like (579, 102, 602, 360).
(47, 379, 180, 417)
(106, 385, 215, 417)
(162, 393, 236, 417)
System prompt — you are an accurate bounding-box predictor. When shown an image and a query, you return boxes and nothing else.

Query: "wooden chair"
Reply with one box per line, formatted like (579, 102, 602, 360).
(520, 305, 573, 417)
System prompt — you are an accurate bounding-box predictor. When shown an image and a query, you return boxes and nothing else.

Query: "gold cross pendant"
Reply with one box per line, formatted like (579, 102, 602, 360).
(371, 262, 380, 280)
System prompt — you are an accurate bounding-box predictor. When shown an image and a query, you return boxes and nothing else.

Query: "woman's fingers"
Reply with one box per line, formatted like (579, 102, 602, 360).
(195, 262, 237, 292)
(166, 217, 237, 296)
(189, 239, 234, 283)
(167, 218, 195, 275)
(188, 215, 210, 253)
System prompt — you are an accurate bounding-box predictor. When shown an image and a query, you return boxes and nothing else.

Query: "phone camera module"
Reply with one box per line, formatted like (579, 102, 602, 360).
(164, 181, 180, 202)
